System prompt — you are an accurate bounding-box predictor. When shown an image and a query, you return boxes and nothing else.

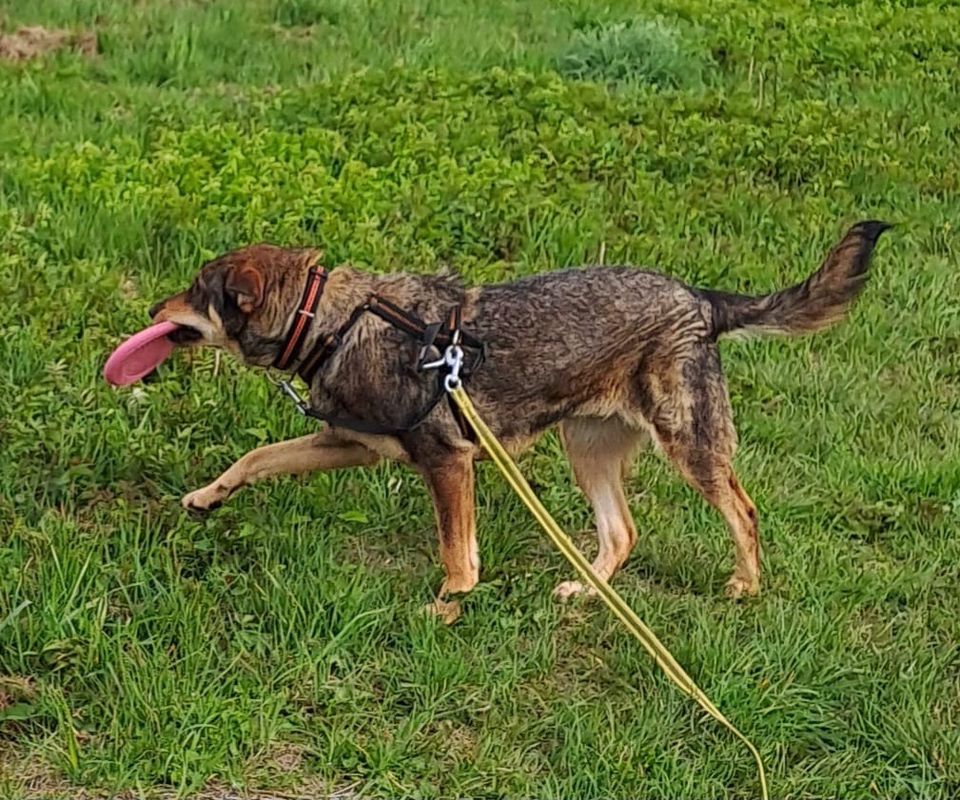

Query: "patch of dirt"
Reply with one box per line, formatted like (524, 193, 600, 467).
(0, 756, 356, 800)
(172, 782, 358, 800)
(430, 720, 478, 763)
(0, 26, 97, 63)
(0, 675, 37, 708)
(1, 736, 354, 799)
(0, 751, 69, 799)
(266, 744, 303, 775)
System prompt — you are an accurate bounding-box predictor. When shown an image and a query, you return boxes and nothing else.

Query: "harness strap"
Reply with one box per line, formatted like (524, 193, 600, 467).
(273, 267, 327, 370)
(298, 300, 371, 384)
(297, 294, 485, 384)
(293, 296, 483, 439)
(283, 283, 485, 438)
(366, 295, 429, 340)
(299, 382, 450, 436)
(367, 295, 484, 351)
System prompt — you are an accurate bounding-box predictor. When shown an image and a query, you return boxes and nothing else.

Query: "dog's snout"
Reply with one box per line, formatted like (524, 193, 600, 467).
(148, 301, 164, 319)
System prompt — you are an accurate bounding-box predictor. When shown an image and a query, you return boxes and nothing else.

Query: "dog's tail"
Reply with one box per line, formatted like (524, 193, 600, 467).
(701, 221, 892, 339)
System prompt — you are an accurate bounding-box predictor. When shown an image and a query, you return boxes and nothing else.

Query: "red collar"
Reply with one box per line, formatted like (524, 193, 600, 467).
(273, 267, 328, 370)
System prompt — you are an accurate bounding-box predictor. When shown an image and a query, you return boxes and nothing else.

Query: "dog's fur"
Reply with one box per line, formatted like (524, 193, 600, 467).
(150, 221, 889, 603)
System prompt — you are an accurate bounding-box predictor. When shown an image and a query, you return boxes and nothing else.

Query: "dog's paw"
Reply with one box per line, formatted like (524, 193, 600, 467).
(421, 598, 462, 625)
(553, 580, 597, 601)
(724, 574, 760, 600)
(181, 486, 224, 515)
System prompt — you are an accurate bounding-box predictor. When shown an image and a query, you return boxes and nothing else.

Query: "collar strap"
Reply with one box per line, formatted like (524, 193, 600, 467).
(273, 267, 328, 370)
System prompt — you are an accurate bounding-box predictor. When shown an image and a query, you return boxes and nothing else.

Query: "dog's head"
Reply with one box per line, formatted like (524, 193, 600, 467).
(149, 244, 321, 365)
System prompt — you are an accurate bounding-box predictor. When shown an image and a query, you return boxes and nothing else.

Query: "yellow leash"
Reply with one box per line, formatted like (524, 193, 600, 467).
(448, 384, 769, 800)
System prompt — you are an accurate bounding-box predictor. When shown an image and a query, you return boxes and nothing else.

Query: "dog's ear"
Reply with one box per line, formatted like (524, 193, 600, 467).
(225, 265, 264, 314)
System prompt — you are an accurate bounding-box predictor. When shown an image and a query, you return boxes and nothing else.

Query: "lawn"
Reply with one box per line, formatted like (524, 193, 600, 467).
(1, 1, 959, 797)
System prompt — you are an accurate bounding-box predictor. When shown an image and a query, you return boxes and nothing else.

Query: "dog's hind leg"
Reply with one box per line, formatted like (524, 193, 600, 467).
(421, 453, 479, 599)
(181, 431, 380, 512)
(553, 417, 645, 600)
(640, 346, 761, 599)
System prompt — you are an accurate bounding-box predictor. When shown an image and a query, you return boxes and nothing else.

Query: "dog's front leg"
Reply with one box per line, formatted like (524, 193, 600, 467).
(421, 453, 479, 598)
(182, 431, 380, 512)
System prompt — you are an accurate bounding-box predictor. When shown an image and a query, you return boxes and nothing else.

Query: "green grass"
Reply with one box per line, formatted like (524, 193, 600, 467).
(2, 0, 960, 797)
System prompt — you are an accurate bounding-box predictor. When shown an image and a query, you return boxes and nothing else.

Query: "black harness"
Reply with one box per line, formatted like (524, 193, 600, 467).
(273, 269, 485, 438)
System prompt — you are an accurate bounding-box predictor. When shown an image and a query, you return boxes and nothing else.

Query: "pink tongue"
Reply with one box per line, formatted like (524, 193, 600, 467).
(103, 321, 181, 386)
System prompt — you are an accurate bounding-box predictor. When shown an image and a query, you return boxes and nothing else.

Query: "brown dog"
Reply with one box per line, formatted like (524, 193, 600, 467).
(149, 221, 889, 603)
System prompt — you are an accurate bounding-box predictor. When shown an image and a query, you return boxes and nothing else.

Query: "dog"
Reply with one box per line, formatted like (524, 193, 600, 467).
(149, 221, 889, 604)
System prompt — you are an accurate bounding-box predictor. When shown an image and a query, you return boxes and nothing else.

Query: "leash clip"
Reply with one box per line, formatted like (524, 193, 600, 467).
(444, 345, 464, 392)
(421, 343, 464, 392)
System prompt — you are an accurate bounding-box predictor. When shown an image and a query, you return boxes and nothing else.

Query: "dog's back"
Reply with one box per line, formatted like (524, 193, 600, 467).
(463, 222, 889, 439)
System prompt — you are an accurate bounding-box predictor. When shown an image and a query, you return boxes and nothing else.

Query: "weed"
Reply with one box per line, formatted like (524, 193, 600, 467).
(557, 20, 708, 89)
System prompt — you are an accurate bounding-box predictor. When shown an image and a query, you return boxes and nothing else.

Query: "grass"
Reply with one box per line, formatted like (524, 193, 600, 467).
(556, 19, 709, 89)
(1, 0, 959, 797)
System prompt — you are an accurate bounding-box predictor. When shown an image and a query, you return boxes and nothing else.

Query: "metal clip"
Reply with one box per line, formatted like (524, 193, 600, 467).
(420, 344, 464, 391)
(420, 351, 447, 371)
(278, 380, 308, 415)
(444, 345, 464, 392)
